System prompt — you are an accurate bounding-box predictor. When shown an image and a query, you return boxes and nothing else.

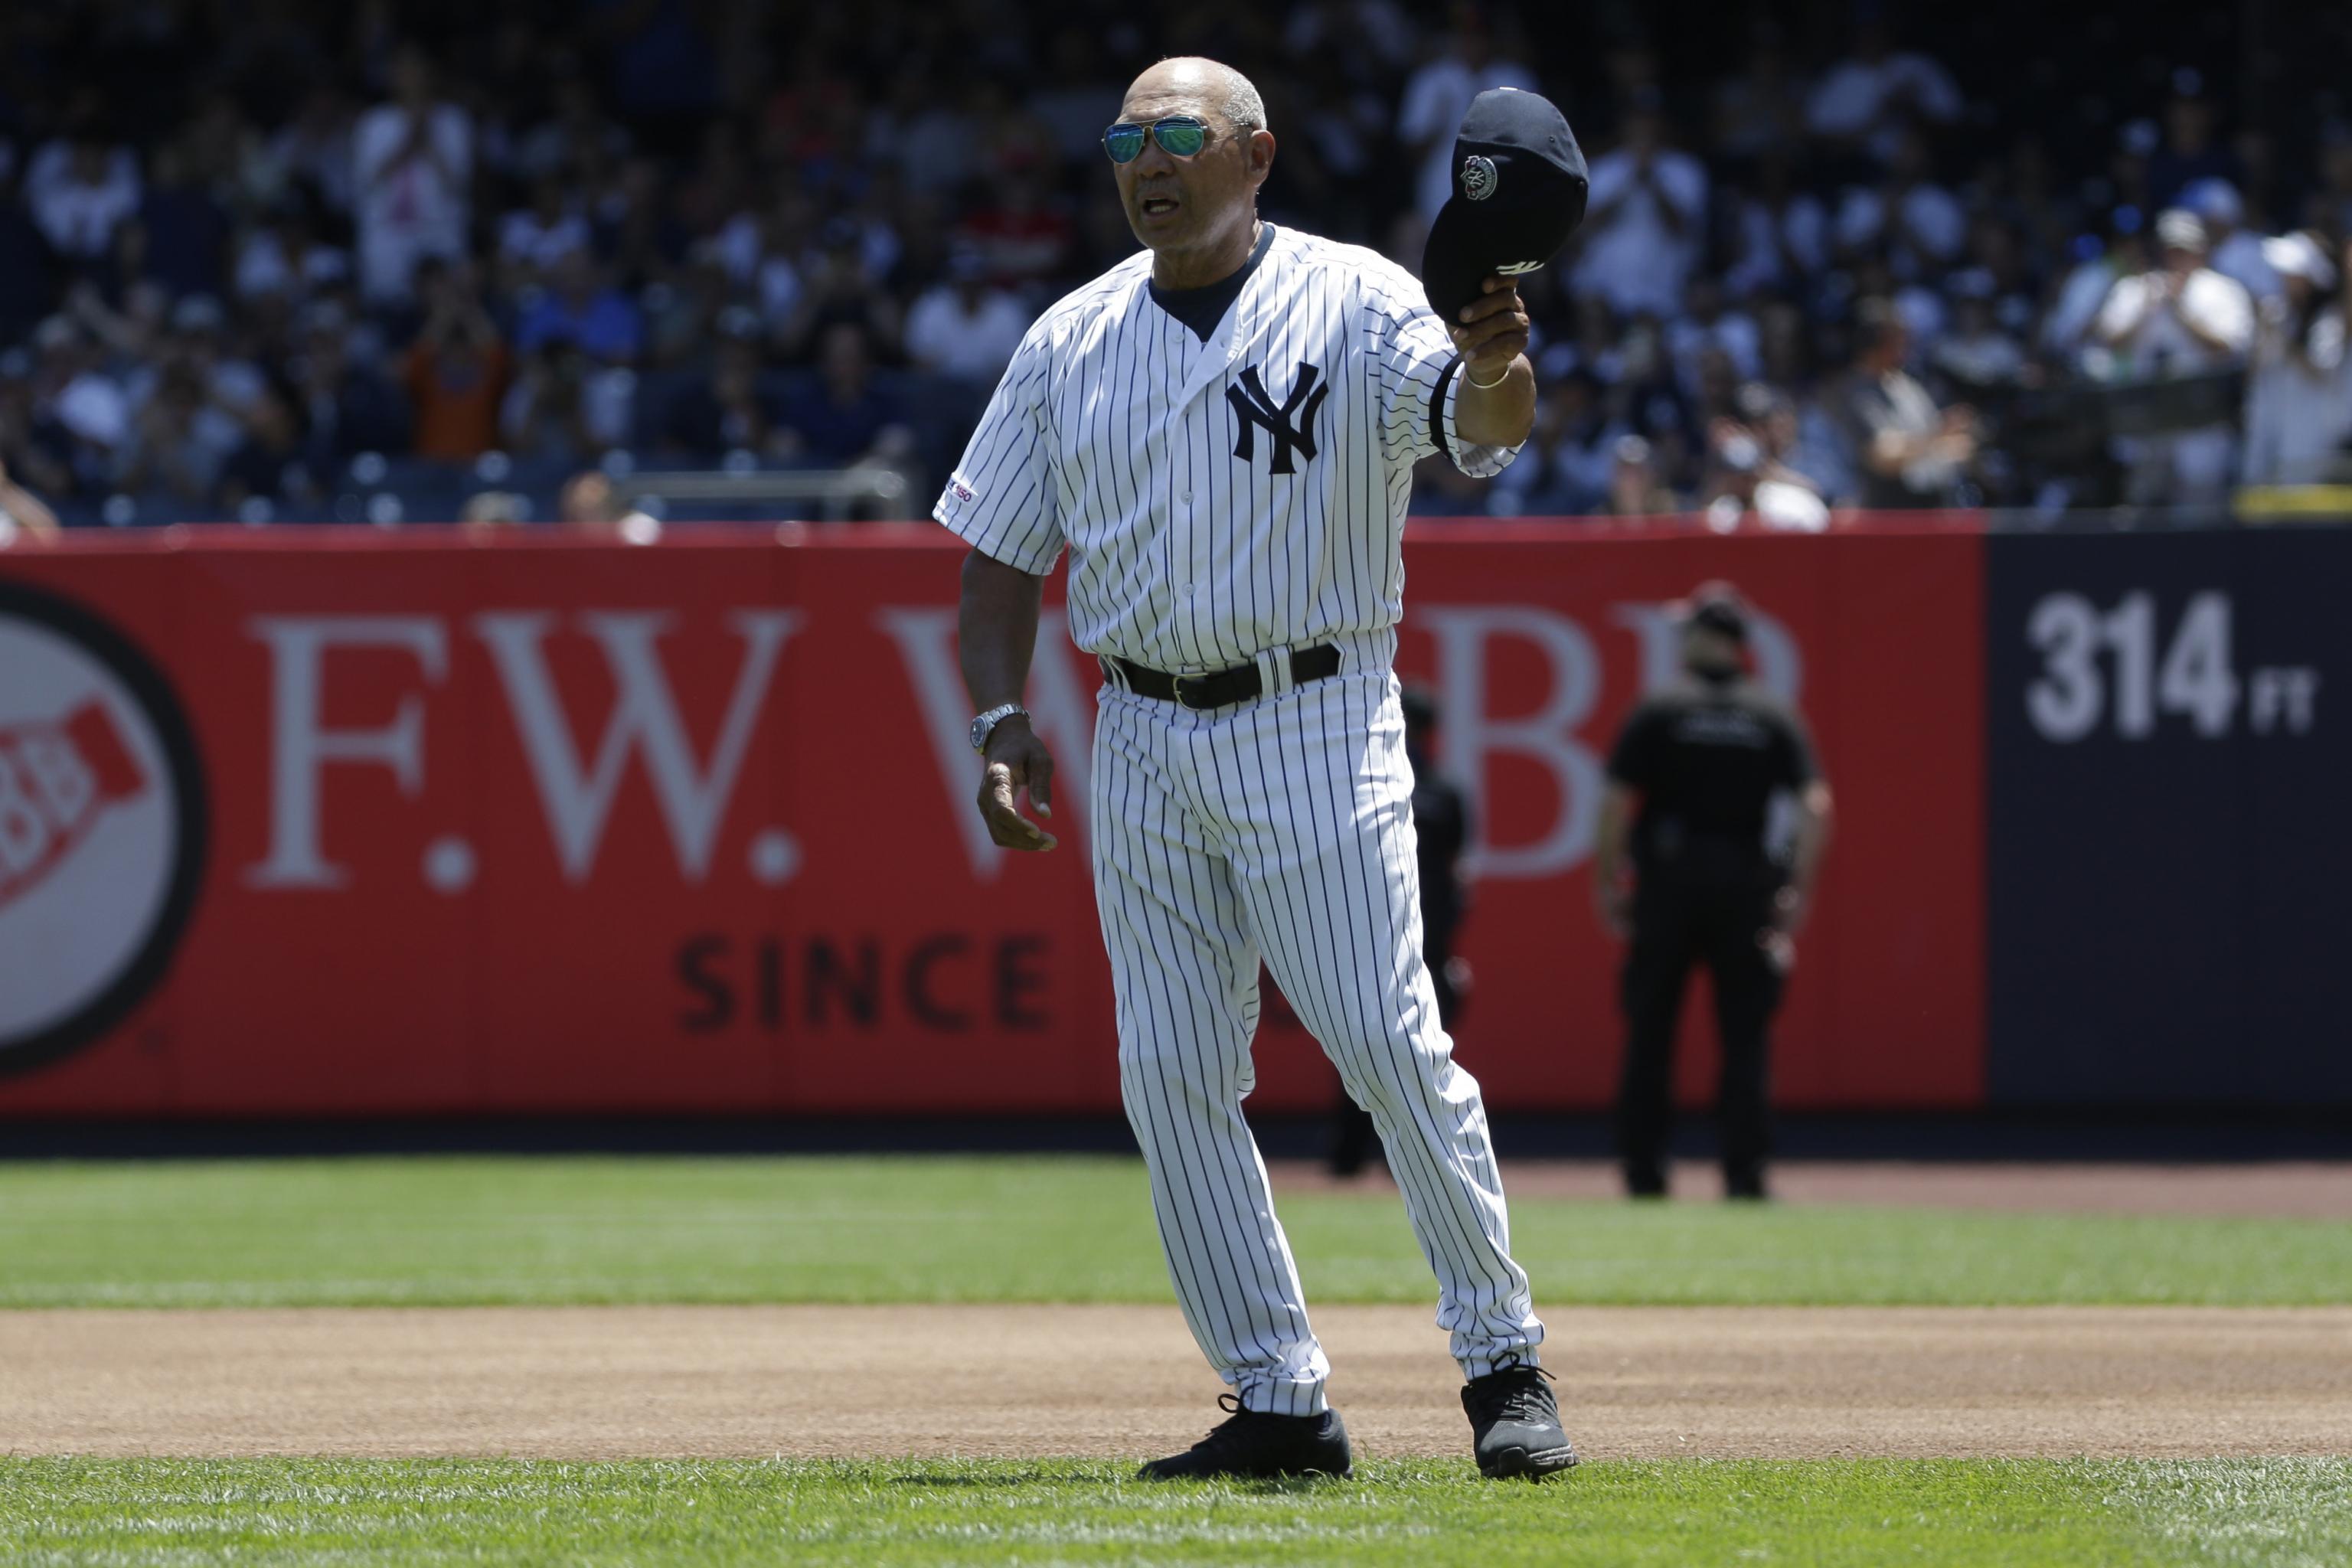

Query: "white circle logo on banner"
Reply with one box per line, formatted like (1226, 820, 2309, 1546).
(0, 583, 206, 1076)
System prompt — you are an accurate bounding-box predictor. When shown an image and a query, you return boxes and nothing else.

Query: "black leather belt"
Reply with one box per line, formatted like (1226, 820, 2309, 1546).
(1109, 645, 1342, 710)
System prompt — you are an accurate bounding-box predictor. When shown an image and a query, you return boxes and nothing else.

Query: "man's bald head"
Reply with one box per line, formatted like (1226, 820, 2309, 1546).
(1123, 57, 1266, 137)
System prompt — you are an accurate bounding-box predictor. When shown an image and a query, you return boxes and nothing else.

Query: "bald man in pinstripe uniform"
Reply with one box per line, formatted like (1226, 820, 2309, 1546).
(939, 57, 1578, 1481)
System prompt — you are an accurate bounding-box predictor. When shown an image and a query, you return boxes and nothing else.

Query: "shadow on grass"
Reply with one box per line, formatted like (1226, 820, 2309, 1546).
(882, 1467, 1354, 1496)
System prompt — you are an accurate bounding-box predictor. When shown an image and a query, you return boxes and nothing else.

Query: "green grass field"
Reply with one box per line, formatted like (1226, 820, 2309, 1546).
(1, 1154, 2347, 1308)
(5, 1456, 2350, 1567)
(6, 1154, 2348, 1566)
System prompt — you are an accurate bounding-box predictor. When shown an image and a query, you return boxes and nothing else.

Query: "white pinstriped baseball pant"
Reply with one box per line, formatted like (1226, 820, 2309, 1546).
(1090, 632, 1545, 1416)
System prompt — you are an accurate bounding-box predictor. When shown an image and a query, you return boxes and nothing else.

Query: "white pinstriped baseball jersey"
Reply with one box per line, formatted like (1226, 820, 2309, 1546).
(935, 221, 1545, 1419)
(935, 224, 1517, 671)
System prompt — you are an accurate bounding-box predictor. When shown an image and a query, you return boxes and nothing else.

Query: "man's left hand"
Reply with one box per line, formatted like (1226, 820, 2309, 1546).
(1449, 276, 1530, 387)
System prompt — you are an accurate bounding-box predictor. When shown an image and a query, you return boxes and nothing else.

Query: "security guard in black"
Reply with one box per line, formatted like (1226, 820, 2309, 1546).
(1592, 583, 1832, 1200)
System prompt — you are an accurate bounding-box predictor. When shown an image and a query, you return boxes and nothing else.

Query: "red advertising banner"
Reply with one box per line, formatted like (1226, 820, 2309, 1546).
(0, 523, 1982, 1116)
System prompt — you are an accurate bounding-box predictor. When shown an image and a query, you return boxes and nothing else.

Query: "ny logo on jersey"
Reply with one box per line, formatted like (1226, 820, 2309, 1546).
(1226, 361, 1330, 475)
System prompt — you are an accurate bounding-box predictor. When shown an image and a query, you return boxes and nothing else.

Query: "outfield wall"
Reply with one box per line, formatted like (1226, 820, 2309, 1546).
(0, 521, 2342, 1115)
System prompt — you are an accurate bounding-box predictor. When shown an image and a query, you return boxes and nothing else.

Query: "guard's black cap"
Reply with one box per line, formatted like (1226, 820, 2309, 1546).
(1421, 87, 1589, 323)
(1674, 580, 1750, 643)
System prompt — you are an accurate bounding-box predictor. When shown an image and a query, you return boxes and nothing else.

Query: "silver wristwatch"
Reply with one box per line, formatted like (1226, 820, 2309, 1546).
(969, 702, 1029, 753)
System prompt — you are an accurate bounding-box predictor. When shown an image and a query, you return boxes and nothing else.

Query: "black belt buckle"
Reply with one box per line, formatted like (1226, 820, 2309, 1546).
(1171, 673, 1210, 710)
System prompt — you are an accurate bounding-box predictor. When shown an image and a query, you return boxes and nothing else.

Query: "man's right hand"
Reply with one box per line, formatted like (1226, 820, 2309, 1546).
(977, 719, 1058, 852)
(1593, 877, 1632, 939)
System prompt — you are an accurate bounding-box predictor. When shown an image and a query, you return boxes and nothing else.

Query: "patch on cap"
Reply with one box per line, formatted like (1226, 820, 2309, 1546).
(1462, 155, 1498, 201)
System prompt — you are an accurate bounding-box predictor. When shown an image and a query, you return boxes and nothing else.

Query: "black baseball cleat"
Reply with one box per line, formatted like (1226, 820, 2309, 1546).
(1137, 1393, 1354, 1481)
(1462, 1357, 1579, 1480)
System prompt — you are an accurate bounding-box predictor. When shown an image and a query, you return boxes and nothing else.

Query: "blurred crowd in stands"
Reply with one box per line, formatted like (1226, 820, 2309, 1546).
(2, 0, 2350, 539)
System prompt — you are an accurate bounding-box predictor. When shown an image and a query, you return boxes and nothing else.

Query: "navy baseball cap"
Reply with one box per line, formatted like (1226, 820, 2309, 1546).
(1421, 87, 1589, 322)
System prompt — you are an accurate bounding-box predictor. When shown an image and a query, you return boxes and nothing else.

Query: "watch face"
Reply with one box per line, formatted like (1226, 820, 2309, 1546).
(972, 705, 1020, 751)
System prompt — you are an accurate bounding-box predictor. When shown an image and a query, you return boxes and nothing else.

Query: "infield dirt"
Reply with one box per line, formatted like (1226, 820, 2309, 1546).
(5, 1303, 2348, 1462)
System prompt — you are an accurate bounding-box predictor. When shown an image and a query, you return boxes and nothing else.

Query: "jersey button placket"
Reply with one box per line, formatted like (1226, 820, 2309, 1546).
(1177, 486, 1194, 600)
(1178, 479, 1196, 597)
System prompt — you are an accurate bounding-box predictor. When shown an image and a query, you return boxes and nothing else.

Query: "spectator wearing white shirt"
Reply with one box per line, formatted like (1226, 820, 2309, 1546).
(2096, 215, 2252, 377)
(1805, 21, 1962, 168)
(352, 47, 474, 305)
(904, 247, 1031, 386)
(1572, 90, 1708, 321)
(33, 318, 132, 497)
(1833, 129, 1965, 280)
(2093, 207, 2255, 505)
(2243, 232, 2351, 486)
(1395, 12, 1537, 227)
(2180, 178, 2279, 304)
(26, 128, 142, 262)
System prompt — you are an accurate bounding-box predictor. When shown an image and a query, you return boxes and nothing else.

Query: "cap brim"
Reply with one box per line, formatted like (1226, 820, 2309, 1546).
(1667, 583, 1750, 639)
(1422, 200, 1497, 325)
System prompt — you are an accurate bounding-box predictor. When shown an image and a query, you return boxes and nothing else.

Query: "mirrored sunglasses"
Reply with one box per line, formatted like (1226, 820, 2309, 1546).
(1102, 116, 1212, 165)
